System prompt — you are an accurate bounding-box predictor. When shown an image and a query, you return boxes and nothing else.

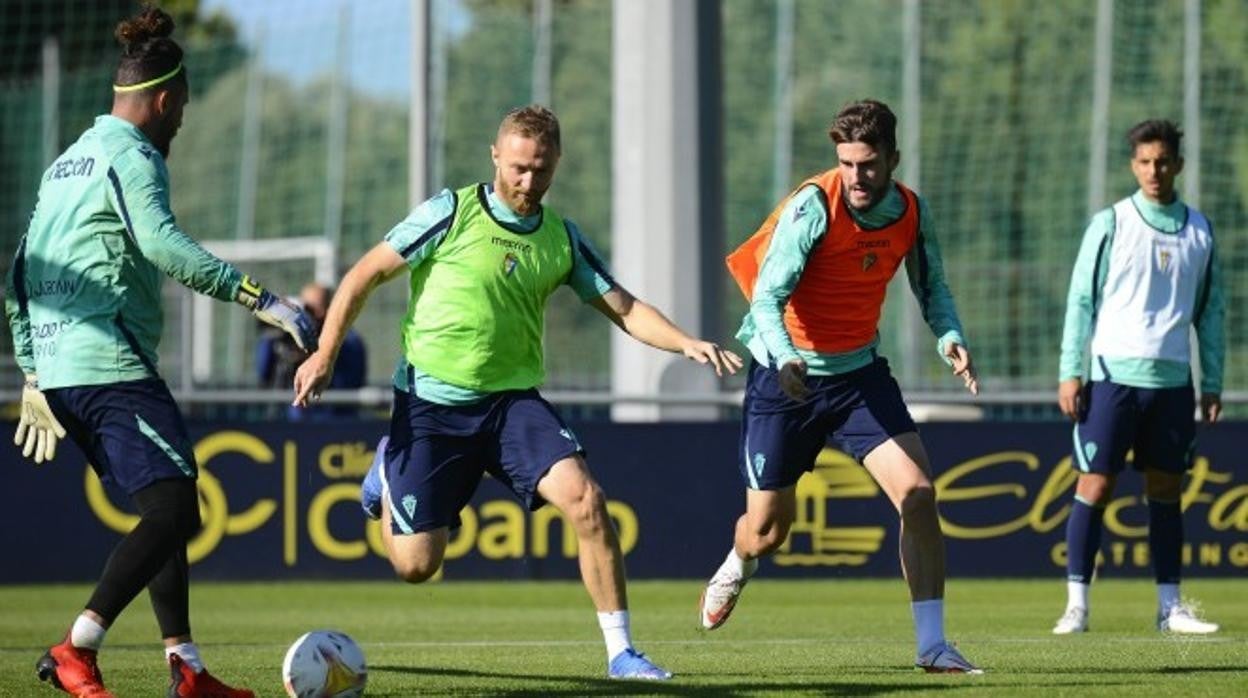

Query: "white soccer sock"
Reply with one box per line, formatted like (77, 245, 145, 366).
(911, 599, 945, 657)
(166, 642, 204, 674)
(70, 614, 107, 651)
(597, 611, 632, 661)
(1067, 581, 1090, 611)
(1157, 583, 1180, 614)
(718, 548, 759, 580)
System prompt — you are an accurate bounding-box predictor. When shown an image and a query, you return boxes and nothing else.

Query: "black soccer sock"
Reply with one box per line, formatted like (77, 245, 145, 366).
(1148, 498, 1183, 585)
(85, 479, 201, 628)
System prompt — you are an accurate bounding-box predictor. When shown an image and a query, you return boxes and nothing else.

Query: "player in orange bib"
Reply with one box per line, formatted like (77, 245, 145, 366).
(701, 100, 982, 673)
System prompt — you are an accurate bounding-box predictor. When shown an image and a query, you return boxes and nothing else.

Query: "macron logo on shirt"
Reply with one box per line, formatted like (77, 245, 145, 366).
(46, 156, 95, 182)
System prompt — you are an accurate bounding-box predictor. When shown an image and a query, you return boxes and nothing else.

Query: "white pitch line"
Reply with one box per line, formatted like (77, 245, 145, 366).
(2, 635, 1238, 655)
(365, 636, 1240, 649)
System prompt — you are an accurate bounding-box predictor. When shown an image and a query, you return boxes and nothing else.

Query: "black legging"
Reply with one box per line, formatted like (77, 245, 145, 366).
(85, 478, 201, 639)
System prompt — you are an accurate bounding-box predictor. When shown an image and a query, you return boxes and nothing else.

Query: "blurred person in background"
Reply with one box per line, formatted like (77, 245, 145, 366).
(3, 8, 314, 698)
(293, 105, 742, 681)
(258, 282, 366, 419)
(1053, 119, 1224, 636)
(256, 298, 306, 390)
(704, 99, 982, 674)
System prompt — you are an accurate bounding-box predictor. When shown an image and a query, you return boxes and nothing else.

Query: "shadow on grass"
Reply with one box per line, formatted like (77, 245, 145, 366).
(1013, 666, 1245, 676)
(1153, 666, 1248, 675)
(372, 664, 991, 696)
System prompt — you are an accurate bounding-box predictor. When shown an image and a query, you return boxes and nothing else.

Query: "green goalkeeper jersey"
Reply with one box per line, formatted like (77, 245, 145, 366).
(4, 115, 244, 389)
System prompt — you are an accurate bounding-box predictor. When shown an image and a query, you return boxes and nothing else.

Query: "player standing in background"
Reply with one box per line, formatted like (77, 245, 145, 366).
(257, 282, 367, 420)
(293, 105, 742, 681)
(1053, 119, 1223, 635)
(4, 8, 315, 697)
(701, 99, 983, 673)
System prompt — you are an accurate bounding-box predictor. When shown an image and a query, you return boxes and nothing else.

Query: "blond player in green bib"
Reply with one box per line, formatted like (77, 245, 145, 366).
(293, 106, 742, 680)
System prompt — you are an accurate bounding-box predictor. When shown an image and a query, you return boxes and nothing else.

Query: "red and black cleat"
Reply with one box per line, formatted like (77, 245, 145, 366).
(167, 653, 255, 698)
(36, 639, 114, 698)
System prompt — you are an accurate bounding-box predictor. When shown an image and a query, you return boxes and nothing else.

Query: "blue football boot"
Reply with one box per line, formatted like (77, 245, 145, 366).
(608, 649, 672, 680)
(361, 436, 388, 520)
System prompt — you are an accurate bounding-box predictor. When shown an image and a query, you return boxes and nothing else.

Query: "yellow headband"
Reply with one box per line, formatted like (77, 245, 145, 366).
(113, 63, 184, 93)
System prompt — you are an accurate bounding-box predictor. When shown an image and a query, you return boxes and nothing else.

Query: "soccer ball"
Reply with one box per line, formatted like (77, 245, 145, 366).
(282, 630, 367, 698)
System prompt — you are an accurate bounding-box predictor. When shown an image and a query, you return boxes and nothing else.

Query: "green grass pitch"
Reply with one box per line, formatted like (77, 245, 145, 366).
(1, 579, 1245, 696)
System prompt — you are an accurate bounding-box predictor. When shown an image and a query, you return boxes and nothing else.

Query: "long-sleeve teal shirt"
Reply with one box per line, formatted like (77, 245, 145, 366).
(737, 182, 967, 375)
(5, 115, 243, 389)
(1059, 190, 1224, 393)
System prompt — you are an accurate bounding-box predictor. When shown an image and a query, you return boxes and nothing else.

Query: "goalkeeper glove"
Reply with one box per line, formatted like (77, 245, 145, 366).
(236, 276, 318, 353)
(14, 376, 67, 465)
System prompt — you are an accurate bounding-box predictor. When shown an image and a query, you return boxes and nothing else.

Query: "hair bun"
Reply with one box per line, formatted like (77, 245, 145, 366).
(115, 7, 176, 51)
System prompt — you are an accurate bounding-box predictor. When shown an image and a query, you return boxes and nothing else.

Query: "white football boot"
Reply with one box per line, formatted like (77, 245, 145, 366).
(915, 642, 983, 674)
(698, 569, 748, 630)
(1052, 606, 1089, 634)
(1158, 603, 1219, 634)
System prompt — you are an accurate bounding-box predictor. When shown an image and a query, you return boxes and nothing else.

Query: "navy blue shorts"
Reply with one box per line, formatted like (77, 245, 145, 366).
(1072, 381, 1196, 475)
(382, 388, 584, 534)
(45, 378, 197, 495)
(739, 358, 916, 490)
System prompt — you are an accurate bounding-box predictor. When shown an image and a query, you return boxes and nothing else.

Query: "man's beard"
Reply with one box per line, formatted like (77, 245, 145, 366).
(843, 183, 885, 211)
(502, 183, 541, 214)
(152, 128, 172, 158)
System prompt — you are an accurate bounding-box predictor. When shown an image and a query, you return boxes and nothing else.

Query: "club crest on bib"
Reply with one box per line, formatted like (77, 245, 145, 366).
(1157, 248, 1172, 273)
(502, 252, 519, 276)
(862, 252, 877, 272)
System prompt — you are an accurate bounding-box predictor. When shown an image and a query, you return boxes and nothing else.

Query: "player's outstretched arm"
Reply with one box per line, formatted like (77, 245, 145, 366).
(104, 147, 318, 353)
(235, 277, 318, 353)
(588, 286, 743, 377)
(107, 148, 243, 301)
(293, 242, 406, 406)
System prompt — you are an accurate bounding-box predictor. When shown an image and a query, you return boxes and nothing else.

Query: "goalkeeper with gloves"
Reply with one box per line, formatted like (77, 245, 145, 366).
(2, 7, 313, 697)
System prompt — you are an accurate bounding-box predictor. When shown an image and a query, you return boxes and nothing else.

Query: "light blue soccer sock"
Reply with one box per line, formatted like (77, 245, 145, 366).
(1157, 583, 1181, 615)
(597, 611, 632, 661)
(911, 599, 945, 657)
